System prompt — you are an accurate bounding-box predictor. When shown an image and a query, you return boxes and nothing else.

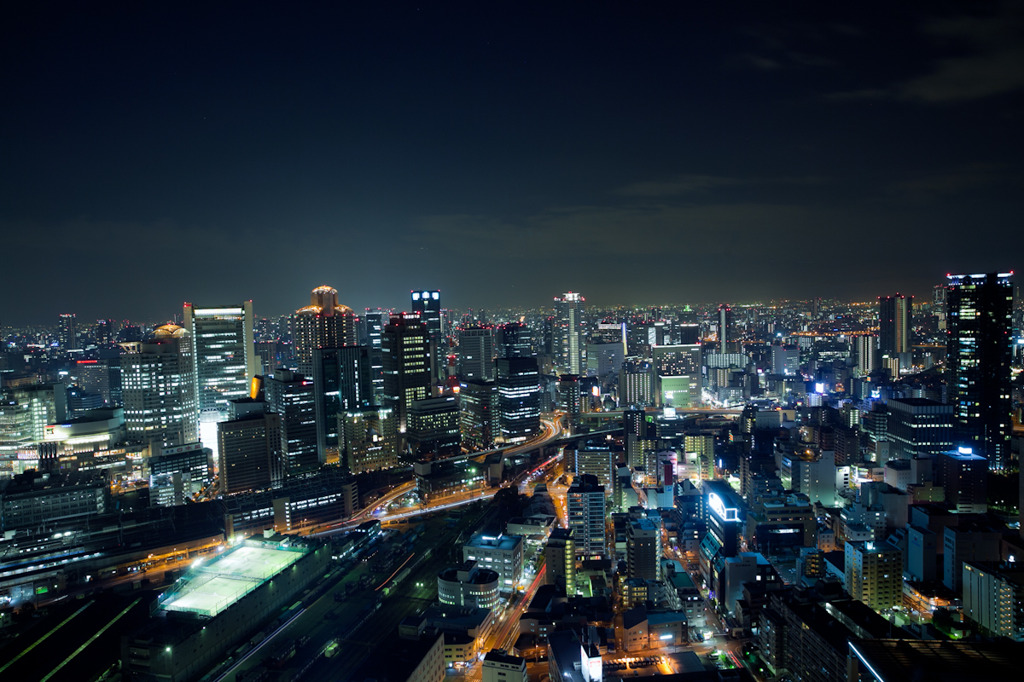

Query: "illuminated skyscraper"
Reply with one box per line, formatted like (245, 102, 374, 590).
(342, 406, 399, 474)
(567, 474, 605, 559)
(457, 325, 494, 381)
(312, 346, 374, 460)
(120, 324, 199, 449)
(879, 293, 912, 356)
(554, 291, 586, 375)
(495, 322, 533, 358)
(264, 369, 318, 473)
(291, 285, 358, 375)
(382, 314, 431, 434)
(184, 302, 257, 455)
(495, 357, 540, 443)
(718, 304, 736, 353)
(411, 289, 443, 382)
(58, 313, 77, 350)
(946, 272, 1013, 470)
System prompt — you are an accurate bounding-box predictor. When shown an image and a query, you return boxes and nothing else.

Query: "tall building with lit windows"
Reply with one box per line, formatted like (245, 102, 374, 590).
(411, 289, 443, 381)
(184, 302, 257, 453)
(718, 304, 737, 353)
(495, 357, 540, 443)
(554, 291, 586, 375)
(58, 313, 77, 350)
(120, 325, 199, 449)
(264, 369, 318, 473)
(946, 272, 1013, 470)
(291, 285, 358, 375)
(382, 314, 432, 434)
(342, 406, 398, 474)
(845, 539, 903, 611)
(878, 294, 912, 356)
(568, 474, 606, 560)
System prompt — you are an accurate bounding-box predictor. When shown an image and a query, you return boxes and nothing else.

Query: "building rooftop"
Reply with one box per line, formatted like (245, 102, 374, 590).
(158, 538, 308, 618)
(466, 533, 522, 552)
(849, 638, 1017, 681)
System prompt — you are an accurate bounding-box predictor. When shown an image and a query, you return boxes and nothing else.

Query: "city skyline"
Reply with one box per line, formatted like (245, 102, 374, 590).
(2, 4, 1023, 323)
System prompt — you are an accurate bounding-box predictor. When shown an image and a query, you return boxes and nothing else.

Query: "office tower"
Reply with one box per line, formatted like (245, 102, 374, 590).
(58, 313, 77, 350)
(567, 474, 606, 560)
(184, 302, 257, 455)
(75, 358, 120, 406)
(946, 272, 1013, 470)
(770, 344, 799, 376)
(311, 346, 374, 460)
(411, 289, 443, 382)
(933, 283, 948, 331)
(495, 357, 541, 443)
(856, 334, 879, 376)
(544, 528, 576, 592)
(557, 374, 582, 435)
(554, 291, 586, 375)
(120, 325, 199, 449)
(459, 379, 496, 450)
(845, 540, 903, 611)
(407, 395, 461, 456)
(341, 406, 399, 474)
(457, 325, 494, 381)
(886, 398, 954, 460)
(382, 314, 432, 434)
(653, 344, 701, 408)
(623, 408, 655, 470)
(495, 321, 533, 358)
(962, 561, 1024, 642)
(627, 517, 662, 581)
(184, 302, 257, 415)
(619, 358, 655, 407)
(718, 304, 737, 353)
(936, 446, 988, 513)
(878, 294, 912, 356)
(360, 308, 389, 401)
(572, 443, 615, 489)
(291, 285, 358, 375)
(217, 400, 283, 494)
(264, 369, 318, 473)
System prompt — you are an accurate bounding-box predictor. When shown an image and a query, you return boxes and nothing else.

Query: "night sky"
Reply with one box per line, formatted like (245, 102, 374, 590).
(2, 2, 1022, 324)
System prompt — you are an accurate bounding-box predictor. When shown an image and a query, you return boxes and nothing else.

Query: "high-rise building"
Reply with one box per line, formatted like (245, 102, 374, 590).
(217, 399, 283, 494)
(341, 406, 399, 474)
(264, 369, 318, 473)
(619, 358, 655, 407)
(886, 398, 954, 460)
(407, 395, 461, 456)
(184, 302, 257, 415)
(554, 292, 586, 375)
(962, 561, 1024, 642)
(382, 314, 432, 434)
(359, 308, 389, 402)
(567, 474, 606, 560)
(457, 325, 494, 381)
(544, 528, 576, 593)
(120, 325, 199, 449)
(459, 379, 496, 450)
(718, 304, 737, 353)
(856, 334, 879, 376)
(936, 446, 988, 513)
(495, 322, 533, 358)
(653, 344, 701, 408)
(184, 302, 257, 455)
(291, 285, 358, 375)
(58, 313, 77, 350)
(557, 374, 582, 435)
(627, 517, 662, 581)
(411, 289, 443, 382)
(311, 345, 374, 460)
(845, 539, 903, 611)
(495, 357, 540, 443)
(946, 272, 1013, 470)
(878, 294, 912, 356)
